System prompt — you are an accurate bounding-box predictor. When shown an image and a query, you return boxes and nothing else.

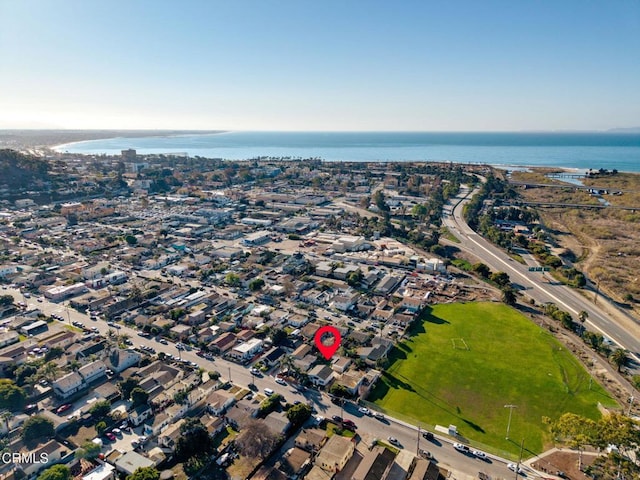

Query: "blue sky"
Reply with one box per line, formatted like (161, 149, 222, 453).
(1, 0, 639, 131)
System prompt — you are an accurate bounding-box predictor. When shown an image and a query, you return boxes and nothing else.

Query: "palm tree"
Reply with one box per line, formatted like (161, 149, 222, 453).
(610, 349, 628, 372)
(1, 411, 13, 436)
(40, 361, 58, 382)
(278, 355, 295, 376)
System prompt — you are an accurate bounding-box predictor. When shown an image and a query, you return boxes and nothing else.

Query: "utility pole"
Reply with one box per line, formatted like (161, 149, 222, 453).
(228, 366, 232, 383)
(594, 281, 600, 305)
(417, 426, 421, 456)
(504, 404, 517, 440)
(515, 438, 524, 479)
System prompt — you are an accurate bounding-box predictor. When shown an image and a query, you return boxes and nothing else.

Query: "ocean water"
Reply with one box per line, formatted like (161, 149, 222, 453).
(55, 131, 640, 172)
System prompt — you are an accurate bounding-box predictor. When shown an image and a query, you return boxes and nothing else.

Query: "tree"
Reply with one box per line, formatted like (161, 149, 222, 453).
(118, 378, 139, 400)
(126, 467, 160, 480)
(124, 235, 137, 246)
(286, 403, 312, 428)
(76, 441, 101, 459)
(88, 400, 111, 419)
(130, 387, 149, 407)
(249, 278, 265, 291)
(490, 271, 510, 287)
(235, 419, 280, 459)
(224, 272, 240, 287)
(551, 413, 597, 471)
(472, 262, 491, 278)
(501, 287, 517, 306)
(346, 270, 363, 287)
(0, 380, 26, 411)
(329, 384, 350, 398)
(21, 415, 54, 442)
(0, 294, 14, 306)
(270, 328, 287, 346)
(39, 361, 59, 382)
(610, 348, 628, 372)
(95, 421, 107, 435)
(38, 465, 70, 480)
(578, 310, 589, 324)
(175, 418, 215, 461)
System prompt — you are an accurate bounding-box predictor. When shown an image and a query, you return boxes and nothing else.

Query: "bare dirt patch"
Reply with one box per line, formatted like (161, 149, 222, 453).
(510, 170, 640, 316)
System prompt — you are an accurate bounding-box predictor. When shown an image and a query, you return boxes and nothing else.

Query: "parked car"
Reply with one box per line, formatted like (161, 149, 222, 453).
(275, 377, 287, 386)
(387, 436, 401, 447)
(56, 404, 72, 414)
(507, 463, 525, 474)
(159, 339, 168, 345)
(358, 407, 371, 416)
(104, 432, 116, 441)
(331, 415, 343, 423)
(373, 412, 385, 420)
(472, 449, 487, 460)
(342, 419, 357, 431)
(419, 449, 432, 459)
(453, 443, 471, 453)
(264, 388, 274, 396)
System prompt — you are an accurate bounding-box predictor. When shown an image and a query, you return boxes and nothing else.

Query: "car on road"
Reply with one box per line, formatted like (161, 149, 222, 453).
(507, 463, 525, 474)
(176, 343, 184, 350)
(250, 367, 261, 376)
(422, 431, 434, 441)
(342, 419, 357, 430)
(331, 415, 343, 423)
(313, 415, 325, 426)
(112, 428, 122, 436)
(264, 388, 275, 396)
(56, 404, 72, 414)
(453, 443, 471, 453)
(387, 437, 401, 447)
(358, 407, 371, 416)
(275, 377, 287, 386)
(159, 339, 168, 345)
(419, 449, 432, 459)
(104, 432, 116, 441)
(472, 449, 487, 460)
(373, 412, 385, 420)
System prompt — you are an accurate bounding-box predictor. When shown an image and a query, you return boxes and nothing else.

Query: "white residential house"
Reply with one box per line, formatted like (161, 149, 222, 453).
(52, 372, 84, 399)
(229, 338, 263, 362)
(308, 364, 334, 387)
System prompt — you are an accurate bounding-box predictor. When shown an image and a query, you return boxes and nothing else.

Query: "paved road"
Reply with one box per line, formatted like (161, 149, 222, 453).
(442, 186, 640, 368)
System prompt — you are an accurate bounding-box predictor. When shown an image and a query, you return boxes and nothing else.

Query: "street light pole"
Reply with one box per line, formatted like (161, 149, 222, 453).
(504, 404, 517, 440)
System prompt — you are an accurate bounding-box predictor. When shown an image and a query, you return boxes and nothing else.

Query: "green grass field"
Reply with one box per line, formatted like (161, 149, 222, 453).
(368, 302, 617, 456)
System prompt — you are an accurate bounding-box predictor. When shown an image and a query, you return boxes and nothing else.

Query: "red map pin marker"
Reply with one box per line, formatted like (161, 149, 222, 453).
(314, 325, 341, 360)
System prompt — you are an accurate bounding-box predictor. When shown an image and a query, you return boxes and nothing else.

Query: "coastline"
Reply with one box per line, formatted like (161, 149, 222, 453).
(0, 129, 225, 151)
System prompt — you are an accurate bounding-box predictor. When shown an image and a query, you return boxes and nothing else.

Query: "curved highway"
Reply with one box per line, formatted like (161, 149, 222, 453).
(442, 186, 640, 367)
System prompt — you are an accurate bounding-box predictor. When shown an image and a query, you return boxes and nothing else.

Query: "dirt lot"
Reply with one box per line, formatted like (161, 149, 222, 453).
(533, 450, 596, 480)
(510, 169, 640, 317)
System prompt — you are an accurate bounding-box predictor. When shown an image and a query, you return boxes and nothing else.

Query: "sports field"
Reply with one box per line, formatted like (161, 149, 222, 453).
(368, 302, 617, 456)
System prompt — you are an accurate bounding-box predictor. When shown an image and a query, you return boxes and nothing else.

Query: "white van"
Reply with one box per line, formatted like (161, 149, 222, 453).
(264, 388, 274, 396)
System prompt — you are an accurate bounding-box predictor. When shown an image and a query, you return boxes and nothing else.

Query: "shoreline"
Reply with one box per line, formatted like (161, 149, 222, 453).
(0, 129, 225, 151)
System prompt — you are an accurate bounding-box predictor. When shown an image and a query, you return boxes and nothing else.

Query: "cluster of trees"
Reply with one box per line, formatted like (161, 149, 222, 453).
(543, 304, 628, 372)
(176, 418, 216, 475)
(235, 418, 280, 460)
(0, 379, 26, 411)
(551, 412, 640, 478)
(469, 263, 517, 305)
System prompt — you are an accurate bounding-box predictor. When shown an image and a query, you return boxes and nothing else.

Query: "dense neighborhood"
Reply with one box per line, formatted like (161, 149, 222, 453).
(0, 150, 487, 480)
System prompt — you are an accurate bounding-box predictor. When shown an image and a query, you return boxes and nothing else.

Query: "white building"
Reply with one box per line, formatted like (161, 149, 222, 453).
(229, 338, 263, 362)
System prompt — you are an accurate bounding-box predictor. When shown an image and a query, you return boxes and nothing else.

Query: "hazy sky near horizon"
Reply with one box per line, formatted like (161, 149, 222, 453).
(1, 0, 639, 131)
